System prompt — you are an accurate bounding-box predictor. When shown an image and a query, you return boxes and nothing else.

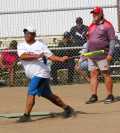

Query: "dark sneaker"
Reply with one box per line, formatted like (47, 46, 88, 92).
(104, 94, 114, 104)
(63, 106, 75, 118)
(17, 113, 31, 123)
(86, 95, 98, 104)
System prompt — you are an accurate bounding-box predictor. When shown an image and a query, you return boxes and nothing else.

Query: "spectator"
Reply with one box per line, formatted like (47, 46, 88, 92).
(115, 35, 120, 46)
(51, 31, 79, 84)
(86, 7, 116, 104)
(111, 37, 120, 65)
(53, 38, 57, 44)
(75, 43, 90, 82)
(0, 40, 18, 86)
(70, 17, 88, 46)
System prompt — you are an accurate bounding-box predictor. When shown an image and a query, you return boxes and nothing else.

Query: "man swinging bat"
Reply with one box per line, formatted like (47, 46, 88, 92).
(17, 27, 74, 122)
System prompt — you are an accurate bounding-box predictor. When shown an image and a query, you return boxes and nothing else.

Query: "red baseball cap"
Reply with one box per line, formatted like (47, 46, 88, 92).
(90, 7, 103, 14)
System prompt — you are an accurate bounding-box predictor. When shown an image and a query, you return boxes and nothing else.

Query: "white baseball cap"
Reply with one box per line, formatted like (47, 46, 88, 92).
(23, 26, 36, 33)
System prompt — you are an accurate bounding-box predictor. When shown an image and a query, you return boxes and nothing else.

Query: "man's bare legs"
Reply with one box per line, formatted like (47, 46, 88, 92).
(75, 64, 90, 82)
(18, 93, 74, 123)
(8, 67, 15, 86)
(90, 69, 99, 95)
(102, 70, 114, 103)
(44, 94, 68, 109)
(86, 69, 99, 104)
(86, 69, 114, 104)
(25, 95, 35, 115)
(103, 70, 113, 95)
(24, 94, 68, 115)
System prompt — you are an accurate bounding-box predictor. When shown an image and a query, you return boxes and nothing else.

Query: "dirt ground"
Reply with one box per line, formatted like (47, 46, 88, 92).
(0, 83, 120, 133)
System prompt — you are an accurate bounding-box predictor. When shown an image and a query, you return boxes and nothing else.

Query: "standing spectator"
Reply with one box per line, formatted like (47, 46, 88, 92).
(75, 43, 90, 82)
(0, 40, 18, 86)
(111, 36, 120, 65)
(115, 35, 120, 46)
(86, 7, 116, 104)
(51, 31, 79, 84)
(70, 17, 88, 46)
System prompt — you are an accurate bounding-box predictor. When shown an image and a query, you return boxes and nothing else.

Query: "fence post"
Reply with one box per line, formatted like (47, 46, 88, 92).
(117, 0, 120, 32)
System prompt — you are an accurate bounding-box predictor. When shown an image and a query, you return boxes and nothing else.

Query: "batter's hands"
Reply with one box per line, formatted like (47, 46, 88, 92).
(28, 52, 44, 59)
(38, 53, 44, 58)
(107, 55, 112, 62)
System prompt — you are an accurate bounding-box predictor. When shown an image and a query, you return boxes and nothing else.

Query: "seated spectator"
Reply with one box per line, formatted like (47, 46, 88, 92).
(75, 43, 90, 82)
(0, 40, 18, 86)
(51, 31, 79, 84)
(70, 17, 88, 46)
(115, 35, 120, 46)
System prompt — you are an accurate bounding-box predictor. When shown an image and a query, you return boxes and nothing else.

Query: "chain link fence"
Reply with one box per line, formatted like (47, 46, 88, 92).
(0, 38, 87, 86)
(0, 37, 120, 86)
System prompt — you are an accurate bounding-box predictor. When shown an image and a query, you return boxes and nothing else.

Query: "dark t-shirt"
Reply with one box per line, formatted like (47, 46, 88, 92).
(51, 41, 79, 68)
(70, 24, 88, 46)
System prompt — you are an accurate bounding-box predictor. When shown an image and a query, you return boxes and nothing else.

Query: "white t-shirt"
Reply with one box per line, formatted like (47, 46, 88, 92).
(17, 40, 53, 79)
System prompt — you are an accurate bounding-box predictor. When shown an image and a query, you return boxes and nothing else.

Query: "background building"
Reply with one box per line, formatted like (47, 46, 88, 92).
(0, 0, 119, 39)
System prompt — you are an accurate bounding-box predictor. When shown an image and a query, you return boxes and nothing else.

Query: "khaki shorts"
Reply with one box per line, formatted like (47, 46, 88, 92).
(88, 59, 109, 71)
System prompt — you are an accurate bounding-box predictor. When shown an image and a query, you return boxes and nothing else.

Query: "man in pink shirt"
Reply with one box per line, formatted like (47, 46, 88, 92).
(86, 7, 116, 104)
